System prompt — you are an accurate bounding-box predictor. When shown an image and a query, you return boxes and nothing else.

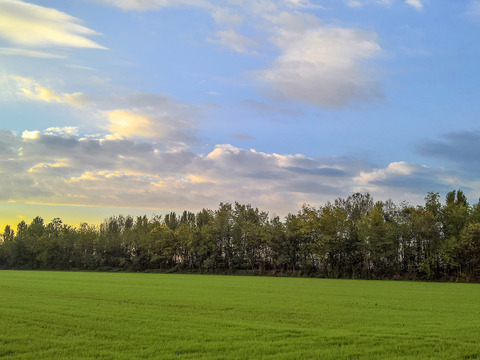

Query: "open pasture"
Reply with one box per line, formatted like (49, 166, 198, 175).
(0, 271, 479, 359)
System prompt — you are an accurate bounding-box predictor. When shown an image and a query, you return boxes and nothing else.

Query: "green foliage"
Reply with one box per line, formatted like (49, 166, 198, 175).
(1, 190, 480, 281)
(457, 223, 480, 278)
(358, 201, 399, 278)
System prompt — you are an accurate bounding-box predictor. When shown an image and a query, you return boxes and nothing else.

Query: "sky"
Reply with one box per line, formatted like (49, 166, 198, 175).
(1, 0, 480, 228)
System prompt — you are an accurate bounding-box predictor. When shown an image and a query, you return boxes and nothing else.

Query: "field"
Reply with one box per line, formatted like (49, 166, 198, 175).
(0, 271, 479, 359)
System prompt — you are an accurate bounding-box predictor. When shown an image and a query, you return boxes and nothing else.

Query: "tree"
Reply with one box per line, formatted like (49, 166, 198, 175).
(0, 191, 478, 280)
(164, 212, 179, 231)
(334, 193, 373, 278)
(316, 202, 348, 277)
(149, 222, 177, 269)
(425, 192, 441, 218)
(98, 216, 129, 268)
(358, 202, 399, 278)
(407, 206, 442, 279)
(0, 225, 15, 268)
(264, 216, 286, 273)
(213, 203, 234, 271)
(456, 223, 480, 279)
(441, 190, 469, 239)
(75, 223, 99, 269)
(2, 225, 14, 243)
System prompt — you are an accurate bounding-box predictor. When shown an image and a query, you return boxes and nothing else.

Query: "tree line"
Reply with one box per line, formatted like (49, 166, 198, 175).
(1, 190, 480, 281)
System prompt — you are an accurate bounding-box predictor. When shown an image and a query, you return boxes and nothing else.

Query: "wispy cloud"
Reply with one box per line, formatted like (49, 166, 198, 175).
(255, 13, 382, 107)
(0, 0, 106, 49)
(8, 75, 87, 107)
(104, 107, 195, 148)
(211, 30, 258, 54)
(89, 0, 384, 109)
(283, 0, 323, 9)
(345, 0, 393, 8)
(0, 47, 66, 58)
(94, 0, 212, 11)
(345, 0, 426, 9)
(7, 73, 198, 150)
(405, 0, 424, 11)
(346, 0, 364, 8)
(65, 64, 98, 71)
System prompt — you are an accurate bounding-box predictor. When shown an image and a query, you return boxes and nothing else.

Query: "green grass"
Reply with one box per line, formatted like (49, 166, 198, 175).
(0, 271, 479, 359)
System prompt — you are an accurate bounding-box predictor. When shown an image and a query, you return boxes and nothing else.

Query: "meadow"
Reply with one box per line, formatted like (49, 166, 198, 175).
(0, 271, 479, 359)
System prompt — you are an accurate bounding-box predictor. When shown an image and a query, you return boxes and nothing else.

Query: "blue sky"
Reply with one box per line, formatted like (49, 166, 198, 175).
(1, 0, 480, 227)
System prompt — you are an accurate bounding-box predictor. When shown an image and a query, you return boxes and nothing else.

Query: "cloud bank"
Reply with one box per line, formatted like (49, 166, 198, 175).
(0, 124, 473, 215)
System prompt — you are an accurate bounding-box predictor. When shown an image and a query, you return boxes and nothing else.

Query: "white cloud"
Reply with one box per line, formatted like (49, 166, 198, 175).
(0, 47, 66, 58)
(345, 0, 393, 8)
(89, 0, 383, 109)
(44, 127, 79, 137)
(94, 0, 212, 11)
(21, 130, 40, 140)
(346, 1, 364, 8)
(104, 108, 194, 144)
(256, 14, 382, 107)
(0, 129, 358, 213)
(211, 30, 258, 54)
(0, 0, 105, 49)
(0, 127, 475, 213)
(405, 0, 424, 10)
(353, 161, 457, 203)
(28, 159, 70, 173)
(283, 0, 323, 9)
(211, 8, 243, 26)
(65, 64, 98, 71)
(354, 161, 417, 184)
(105, 110, 154, 140)
(99, 95, 197, 149)
(6, 73, 198, 149)
(9, 75, 88, 107)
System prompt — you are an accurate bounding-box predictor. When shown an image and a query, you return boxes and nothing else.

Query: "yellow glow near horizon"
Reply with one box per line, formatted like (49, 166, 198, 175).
(0, 202, 176, 233)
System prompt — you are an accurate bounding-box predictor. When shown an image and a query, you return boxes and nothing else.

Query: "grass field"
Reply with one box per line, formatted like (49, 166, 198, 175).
(0, 271, 479, 359)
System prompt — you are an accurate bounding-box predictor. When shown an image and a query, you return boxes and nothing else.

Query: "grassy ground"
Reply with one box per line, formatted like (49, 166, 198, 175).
(0, 271, 479, 359)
